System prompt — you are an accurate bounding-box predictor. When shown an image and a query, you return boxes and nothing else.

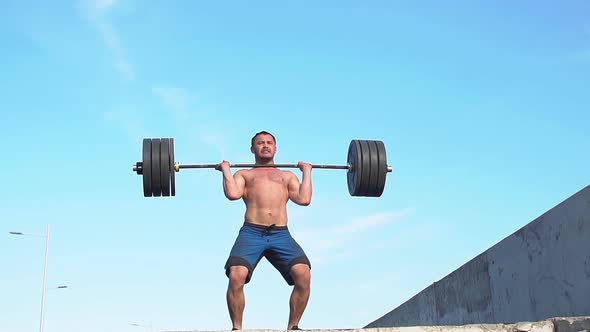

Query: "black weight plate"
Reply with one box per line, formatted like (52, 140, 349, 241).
(142, 139, 152, 197)
(357, 140, 372, 196)
(347, 140, 362, 196)
(375, 140, 387, 197)
(151, 138, 162, 197)
(160, 138, 171, 197)
(365, 140, 380, 197)
(170, 138, 175, 196)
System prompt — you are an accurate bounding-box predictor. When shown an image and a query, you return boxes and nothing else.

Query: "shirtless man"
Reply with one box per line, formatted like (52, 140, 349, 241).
(216, 131, 312, 330)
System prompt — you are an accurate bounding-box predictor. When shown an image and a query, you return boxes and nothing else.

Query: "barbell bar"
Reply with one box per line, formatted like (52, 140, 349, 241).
(133, 138, 393, 198)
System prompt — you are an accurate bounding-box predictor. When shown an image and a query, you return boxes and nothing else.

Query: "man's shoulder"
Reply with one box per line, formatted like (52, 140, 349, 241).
(280, 169, 297, 178)
(234, 169, 250, 176)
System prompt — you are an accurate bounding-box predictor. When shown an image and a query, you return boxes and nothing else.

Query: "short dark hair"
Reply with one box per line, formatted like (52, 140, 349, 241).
(251, 131, 276, 147)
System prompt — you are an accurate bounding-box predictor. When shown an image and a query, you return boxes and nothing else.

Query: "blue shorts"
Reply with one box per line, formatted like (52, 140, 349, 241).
(224, 222, 311, 286)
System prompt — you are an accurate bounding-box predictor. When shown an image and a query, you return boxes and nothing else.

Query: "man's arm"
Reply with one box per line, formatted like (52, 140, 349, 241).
(216, 161, 245, 200)
(288, 161, 312, 206)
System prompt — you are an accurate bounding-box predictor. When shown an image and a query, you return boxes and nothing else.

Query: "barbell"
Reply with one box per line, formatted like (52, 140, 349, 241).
(132, 138, 393, 198)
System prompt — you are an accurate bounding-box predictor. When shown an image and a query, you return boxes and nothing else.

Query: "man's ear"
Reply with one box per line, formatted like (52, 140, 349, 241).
(250, 146, 254, 154)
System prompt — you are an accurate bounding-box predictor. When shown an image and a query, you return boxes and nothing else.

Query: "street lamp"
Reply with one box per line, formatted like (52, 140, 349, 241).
(10, 224, 50, 332)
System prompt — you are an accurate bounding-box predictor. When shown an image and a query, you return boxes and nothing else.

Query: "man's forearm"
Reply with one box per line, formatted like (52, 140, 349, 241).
(298, 172, 313, 202)
(222, 171, 241, 199)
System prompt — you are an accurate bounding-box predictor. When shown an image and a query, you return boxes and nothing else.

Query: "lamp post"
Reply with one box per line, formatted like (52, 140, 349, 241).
(10, 224, 50, 332)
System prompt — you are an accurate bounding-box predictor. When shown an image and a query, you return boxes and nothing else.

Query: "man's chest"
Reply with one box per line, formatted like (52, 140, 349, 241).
(245, 170, 288, 187)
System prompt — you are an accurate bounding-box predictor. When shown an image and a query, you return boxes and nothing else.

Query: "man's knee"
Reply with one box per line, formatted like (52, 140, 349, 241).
(227, 266, 249, 288)
(290, 264, 311, 288)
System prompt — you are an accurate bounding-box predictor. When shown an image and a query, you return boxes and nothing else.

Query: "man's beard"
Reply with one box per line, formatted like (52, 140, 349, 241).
(257, 154, 273, 163)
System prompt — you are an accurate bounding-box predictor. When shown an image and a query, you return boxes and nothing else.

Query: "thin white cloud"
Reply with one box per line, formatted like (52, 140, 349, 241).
(83, 2, 229, 154)
(83, 0, 135, 80)
(83, 1, 227, 152)
(152, 86, 192, 119)
(293, 208, 415, 264)
(103, 107, 147, 143)
(197, 129, 229, 159)
(152, 87, 190, 110)
(89, 0, 118, 13)
(97, 21, 134, 80)
(151, 86, 223, 124)
(293, 229, 341, 251)
(334, 210, 412, 235)
(150, 86, 232, 158)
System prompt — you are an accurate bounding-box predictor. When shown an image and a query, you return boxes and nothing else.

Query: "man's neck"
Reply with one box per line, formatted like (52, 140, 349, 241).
(255, 158, 274, 165)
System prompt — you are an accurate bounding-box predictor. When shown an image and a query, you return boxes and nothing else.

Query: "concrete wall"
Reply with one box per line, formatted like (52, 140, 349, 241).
(366, 185, 590, 328)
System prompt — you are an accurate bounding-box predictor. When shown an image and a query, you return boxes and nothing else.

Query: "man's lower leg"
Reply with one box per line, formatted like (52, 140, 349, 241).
(227, 284, 245, 329)
(287, 281, 310, 329)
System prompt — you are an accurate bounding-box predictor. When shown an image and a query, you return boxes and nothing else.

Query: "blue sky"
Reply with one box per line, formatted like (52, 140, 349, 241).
(1, 1, 589, 331)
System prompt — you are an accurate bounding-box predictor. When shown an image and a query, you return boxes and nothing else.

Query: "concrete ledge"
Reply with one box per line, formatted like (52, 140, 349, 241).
(167, 316, 590, 332)
(552, 317, 590, 332)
